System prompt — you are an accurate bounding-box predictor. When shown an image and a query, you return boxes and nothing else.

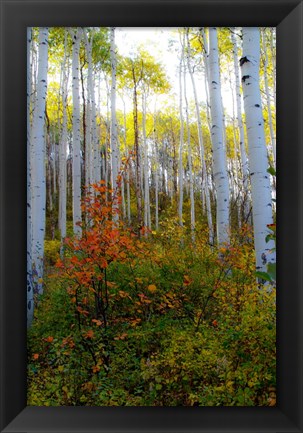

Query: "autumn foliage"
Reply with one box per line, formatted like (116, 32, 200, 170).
(28, 183, 276, 406)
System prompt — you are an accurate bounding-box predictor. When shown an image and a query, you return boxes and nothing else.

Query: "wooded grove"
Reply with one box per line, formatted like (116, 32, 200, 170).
(27, 27, 276, 406)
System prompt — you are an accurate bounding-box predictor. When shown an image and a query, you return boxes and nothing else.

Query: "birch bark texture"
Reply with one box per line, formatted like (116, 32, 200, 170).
(240, 27, 275, 272)
(142, 91, 151, 231)
(230, 29, 250, 221)
(58, 31, 68, 240)
(27, 27, 34, 327)
(183, 62, 195, 242)
(31, 27, 49, 296)
(208, 27, 230, 246)
(110, 27, 119, 222)
(186, 30, 214, 245)
(261, 29, 276, 168)
(71, 29, 82, 236)
(178, 36, 184, 227)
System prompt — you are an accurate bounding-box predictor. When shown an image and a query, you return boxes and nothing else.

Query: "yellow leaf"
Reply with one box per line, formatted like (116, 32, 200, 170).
(147, 284, 157, 293)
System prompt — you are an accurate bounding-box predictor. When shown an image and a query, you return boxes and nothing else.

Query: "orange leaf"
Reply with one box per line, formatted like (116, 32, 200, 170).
(114, 333, 128, 340)
(92, 365, 101, 373)
(183, 275, 191, 286)
(147, 284, 157, 293)
(33, 353, 39, 360)
(130, 318, 141, 327)
(85, 330, 94, 339)
(45, 336, 54, 343)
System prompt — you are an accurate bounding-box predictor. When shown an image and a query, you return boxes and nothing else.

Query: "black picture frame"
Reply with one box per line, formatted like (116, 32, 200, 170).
(0, 0, 302, 431)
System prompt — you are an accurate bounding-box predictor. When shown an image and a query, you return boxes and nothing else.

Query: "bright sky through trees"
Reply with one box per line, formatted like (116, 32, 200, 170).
(115, 27, 235, 115)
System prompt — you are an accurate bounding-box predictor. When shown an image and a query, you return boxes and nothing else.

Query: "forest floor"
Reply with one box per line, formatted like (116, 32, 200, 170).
(27, 214, 276, 407)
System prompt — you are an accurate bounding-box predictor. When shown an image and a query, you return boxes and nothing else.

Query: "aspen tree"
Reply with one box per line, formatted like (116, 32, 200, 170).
(70, 28, 82, 236)
(110, 27, 119, 222)
(27, 27, 34, 327)
(31, 27, 49, 296)
(58, 31, 68, 240)
(241, 27, 275, 273)
(142, 90, 151, 231)
(178, 35, 184, 227)
(208, 27, 230, 246)
(186, 29, 214, 244)
(84, 30, 93, 193)
(230, 28, 250, 221)
(261, 29, 276, 168)
(183, 59, 195, 242)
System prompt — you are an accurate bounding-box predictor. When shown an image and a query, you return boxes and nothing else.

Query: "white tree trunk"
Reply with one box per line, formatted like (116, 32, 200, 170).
(269, 28, 276, 108)
(153, 116, 159, 231)
(178, 40, 184, 227)
(84, 30, 93, 195)
(70, 28, 82, 236)
(27, 27, 34, 327)
(241, 27, 275, 272)
(183, 65, 195, 242)
(110, 27, 119, 222)
(262, 29, 276, 168)
(142, 91, 150, 232)
(201, 28, 212, 133)
(186, 29, 214, 244)
(208, 27, 230, 246)
(58, 31, 68, 240)
(31, 27, 48, 296)
(230, 28, 250, 221)
(122, 101, 131, 224)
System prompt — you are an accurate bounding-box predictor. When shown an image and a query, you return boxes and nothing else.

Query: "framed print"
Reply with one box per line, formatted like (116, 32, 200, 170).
(0, 0, 302, 432)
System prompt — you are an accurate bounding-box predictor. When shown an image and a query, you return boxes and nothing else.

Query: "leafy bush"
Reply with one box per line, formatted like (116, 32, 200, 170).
(28, 184, 276, 406)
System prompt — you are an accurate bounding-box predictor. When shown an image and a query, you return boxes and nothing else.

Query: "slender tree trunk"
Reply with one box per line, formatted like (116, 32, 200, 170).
(122, 100, 131, 224)
(27, 27, 34, 327)
(133, 79, 142, 228)
(186, 29, 214, 244)
(58, 31, 68, 240)
(208, 27, 230, 246)
(230, 28, 250, 223)
(70, 28, 82, 236)
(270, 28, 276, 108)
(110, 27, 119, 222)
(85, 31, 99, 187)
(183, 63, 195, 242)
(80, 61, 86, 189)
(31, 27, 48, 296)
(152, 114, 159, 231)
(142, 91, 150, 232)
(178, 41, 184, 227)
(241, 27, 275, 273)
(84, 30, 93, 196)
(201, 28, 212, 133)
(262, 29, 276, 168)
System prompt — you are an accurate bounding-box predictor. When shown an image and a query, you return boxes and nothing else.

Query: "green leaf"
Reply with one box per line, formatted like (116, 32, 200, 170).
(267, 262, 276, 281)
(267, 166, 276, 176)
(256, 271, 272, 282)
